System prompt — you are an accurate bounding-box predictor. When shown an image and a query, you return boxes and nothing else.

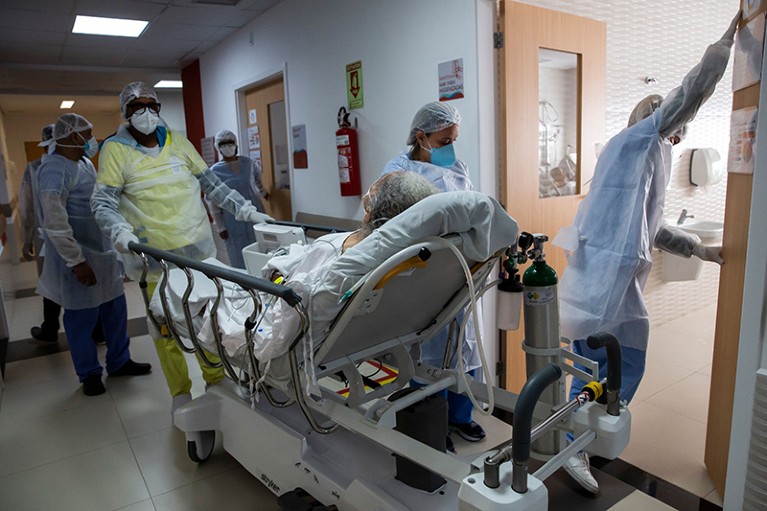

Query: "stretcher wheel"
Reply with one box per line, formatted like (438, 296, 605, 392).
(187, 430, 215, 463)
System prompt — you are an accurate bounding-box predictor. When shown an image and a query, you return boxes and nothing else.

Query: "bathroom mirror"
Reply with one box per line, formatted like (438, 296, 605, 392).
(538, 48, 580, 198)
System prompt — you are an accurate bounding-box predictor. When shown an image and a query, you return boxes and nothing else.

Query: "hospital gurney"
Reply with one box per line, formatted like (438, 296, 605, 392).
(130, 192, 631, 511)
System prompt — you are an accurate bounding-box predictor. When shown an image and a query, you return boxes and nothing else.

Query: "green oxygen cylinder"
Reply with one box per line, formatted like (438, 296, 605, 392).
(522, 234, 565, 457)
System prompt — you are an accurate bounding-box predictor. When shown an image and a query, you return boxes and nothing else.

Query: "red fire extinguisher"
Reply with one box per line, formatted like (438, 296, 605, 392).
(336, 107, 361, 196)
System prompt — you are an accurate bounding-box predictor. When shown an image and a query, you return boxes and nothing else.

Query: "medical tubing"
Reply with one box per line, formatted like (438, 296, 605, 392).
(511, 364, 562, 493)
(586, 332, 622, 416)
(429, 237, 495, 417)
(129, 242, 301, 306)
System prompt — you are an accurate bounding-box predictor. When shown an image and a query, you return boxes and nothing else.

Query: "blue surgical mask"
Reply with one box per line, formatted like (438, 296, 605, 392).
(422, 140, 457, 168)
(83, 136, 99, 158)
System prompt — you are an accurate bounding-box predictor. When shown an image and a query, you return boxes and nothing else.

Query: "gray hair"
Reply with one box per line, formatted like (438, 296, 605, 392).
(361, 171, 438, 235)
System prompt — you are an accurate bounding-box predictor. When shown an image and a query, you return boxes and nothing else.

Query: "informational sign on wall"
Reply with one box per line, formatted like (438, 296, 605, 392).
(249, 109, 257, 125)
(346, 61, 364, 110)
(200, 136, 217, 166)
(248, 125, 260, 150)
(438, 58, 465, 102)
(249, 149, 261, 167)
(728, 106, 758, 175)
(732, 14, 765, 92)
(292, 124, 308, 169)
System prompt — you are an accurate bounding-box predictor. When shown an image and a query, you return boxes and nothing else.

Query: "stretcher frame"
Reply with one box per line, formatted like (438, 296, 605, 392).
(130, 230, 631, 511)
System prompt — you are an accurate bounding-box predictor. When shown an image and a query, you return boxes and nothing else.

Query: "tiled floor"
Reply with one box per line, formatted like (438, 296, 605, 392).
(0, 260, 721, 510)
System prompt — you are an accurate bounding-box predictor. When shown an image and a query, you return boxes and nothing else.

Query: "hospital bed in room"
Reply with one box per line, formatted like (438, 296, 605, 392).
(130, 192, 631, 511)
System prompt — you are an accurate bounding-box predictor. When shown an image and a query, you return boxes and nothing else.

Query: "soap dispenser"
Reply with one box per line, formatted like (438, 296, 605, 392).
(690, 148, 723, 187)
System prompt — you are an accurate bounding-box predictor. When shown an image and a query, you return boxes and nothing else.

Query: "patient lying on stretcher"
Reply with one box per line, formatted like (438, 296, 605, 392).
(150, 171, 438, 360)
(150, 171, 519, 373)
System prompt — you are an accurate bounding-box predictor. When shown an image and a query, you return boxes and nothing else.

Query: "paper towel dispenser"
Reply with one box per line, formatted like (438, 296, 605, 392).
(690, 148, 723, 187)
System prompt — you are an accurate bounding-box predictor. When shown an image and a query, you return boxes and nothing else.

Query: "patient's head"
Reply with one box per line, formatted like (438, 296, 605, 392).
(361, 171, 438, 235)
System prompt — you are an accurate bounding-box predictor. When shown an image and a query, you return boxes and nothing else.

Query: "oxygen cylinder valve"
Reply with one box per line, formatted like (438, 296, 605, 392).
(530, 234, 549, 262)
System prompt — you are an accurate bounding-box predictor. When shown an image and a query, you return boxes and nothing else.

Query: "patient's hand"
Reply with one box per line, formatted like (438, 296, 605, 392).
(219, 230, 229, 240)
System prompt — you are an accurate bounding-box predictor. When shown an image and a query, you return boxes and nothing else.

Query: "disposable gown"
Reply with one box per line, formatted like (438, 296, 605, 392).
(92, 125, 259, 279)
(383, 152, 474, 193)
(554, 28, 735, 352)
(382, 154, 481, 371)
(35, 154, 124, 310)
(19, 158, 43, 254)
(208, 156, 267, 268)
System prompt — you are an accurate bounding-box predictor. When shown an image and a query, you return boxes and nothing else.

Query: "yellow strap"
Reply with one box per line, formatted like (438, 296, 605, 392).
(583, 380, 604, 401)
(373, 257, 429, 290)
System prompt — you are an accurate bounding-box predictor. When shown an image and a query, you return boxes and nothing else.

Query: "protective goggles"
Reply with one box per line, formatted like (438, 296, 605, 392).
(126, 102, 162, 116)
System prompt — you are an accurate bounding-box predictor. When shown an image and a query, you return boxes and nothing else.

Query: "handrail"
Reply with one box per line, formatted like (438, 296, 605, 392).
(129, 242, 302, 307)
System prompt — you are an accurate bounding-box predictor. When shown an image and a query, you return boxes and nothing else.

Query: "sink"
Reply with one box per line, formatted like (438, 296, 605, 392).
(677, 220, 724, 240)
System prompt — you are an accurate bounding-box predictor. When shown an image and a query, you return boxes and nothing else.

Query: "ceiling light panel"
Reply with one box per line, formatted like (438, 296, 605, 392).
(154, 80, 183, 88)
(72, 15, 148, 38)
(60, 100, 75, 109)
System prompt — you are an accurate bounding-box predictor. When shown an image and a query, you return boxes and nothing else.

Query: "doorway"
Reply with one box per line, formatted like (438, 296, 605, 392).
(499, 1, 606, 393)
(240, 75, 292, 221)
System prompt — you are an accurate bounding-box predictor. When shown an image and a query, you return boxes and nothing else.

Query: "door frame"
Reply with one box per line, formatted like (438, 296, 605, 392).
(233, 63, 295, 220)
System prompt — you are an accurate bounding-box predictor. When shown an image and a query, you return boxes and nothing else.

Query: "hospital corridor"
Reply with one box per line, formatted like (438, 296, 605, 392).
(1, 0, 767, 510)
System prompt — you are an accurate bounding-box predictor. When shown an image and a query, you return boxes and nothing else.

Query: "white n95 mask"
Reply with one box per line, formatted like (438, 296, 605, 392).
(130, 109, 160, 135)
(219, 144, 237, 158)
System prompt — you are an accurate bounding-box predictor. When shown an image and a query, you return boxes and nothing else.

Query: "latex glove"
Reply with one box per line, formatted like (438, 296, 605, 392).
(723, 10, 742, 42)
(72, 262, 97, 286)
(693, 244, 724, 265)
(242, 206, 274, 224)
(114, 231, 139, 254)
(22, 242, 34, 261)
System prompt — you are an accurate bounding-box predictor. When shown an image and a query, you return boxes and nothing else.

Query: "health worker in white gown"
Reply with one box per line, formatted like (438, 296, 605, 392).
(553, 12, 739, 494)
(382, 101, 485, 446)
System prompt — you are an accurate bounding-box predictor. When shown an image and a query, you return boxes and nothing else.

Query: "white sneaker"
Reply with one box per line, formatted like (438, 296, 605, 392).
(564, 452, 599, 493)
(171, 393, 192, 415)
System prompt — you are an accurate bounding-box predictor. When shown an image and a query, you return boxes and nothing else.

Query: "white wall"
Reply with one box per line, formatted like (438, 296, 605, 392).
(200, 0, 495, 221)
(156, 90, 187, 136)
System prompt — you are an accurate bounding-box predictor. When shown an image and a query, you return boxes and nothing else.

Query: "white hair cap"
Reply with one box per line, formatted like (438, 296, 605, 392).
(627, 94, 664, 127)
(215, 129, 237, 147)
(406, 101, 462, 145)
(53, 113, 93, 140)
(119, 81, 158, 117)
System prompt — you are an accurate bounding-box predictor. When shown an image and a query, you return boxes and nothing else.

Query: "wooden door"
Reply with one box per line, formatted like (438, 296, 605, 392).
(500, 1, 606, 392)
(244, 77, 292, 221)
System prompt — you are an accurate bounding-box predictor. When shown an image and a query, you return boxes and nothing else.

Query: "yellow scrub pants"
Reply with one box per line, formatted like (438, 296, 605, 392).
(146, 281, 225, 397)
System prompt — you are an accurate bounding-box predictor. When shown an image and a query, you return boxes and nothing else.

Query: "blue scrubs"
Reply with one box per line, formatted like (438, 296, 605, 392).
(64, 294, 131, 381)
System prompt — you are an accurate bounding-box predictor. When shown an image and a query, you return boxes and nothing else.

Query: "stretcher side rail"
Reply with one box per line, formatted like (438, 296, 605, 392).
(129, 241, 302, 304)
(284, 236, 501, 433)
(129, 241, 309, 406)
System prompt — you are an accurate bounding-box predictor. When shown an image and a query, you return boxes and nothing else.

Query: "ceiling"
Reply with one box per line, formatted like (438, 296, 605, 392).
(0, 0, 282, 112)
